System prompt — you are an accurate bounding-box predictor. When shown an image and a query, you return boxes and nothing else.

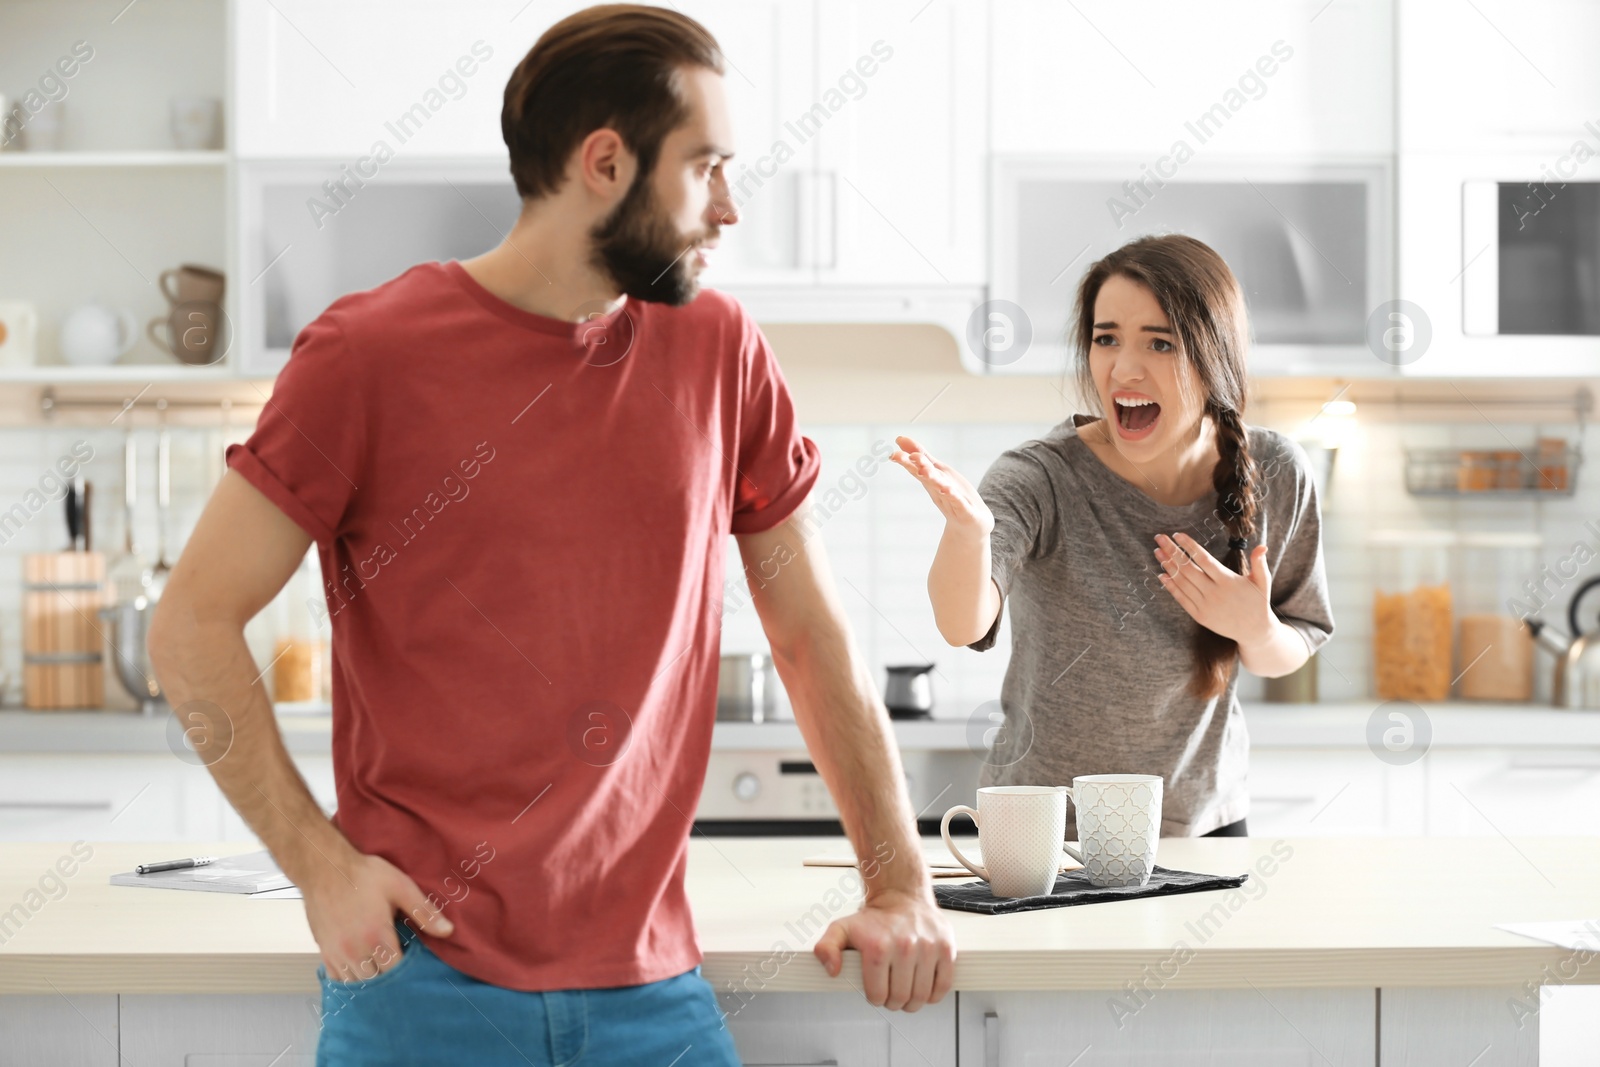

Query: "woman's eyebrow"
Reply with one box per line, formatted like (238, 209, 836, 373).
(1093, 321, 1173, 333)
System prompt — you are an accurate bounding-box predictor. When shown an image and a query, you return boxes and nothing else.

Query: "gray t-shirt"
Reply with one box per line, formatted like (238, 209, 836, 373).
(971, 413, 1334, 836)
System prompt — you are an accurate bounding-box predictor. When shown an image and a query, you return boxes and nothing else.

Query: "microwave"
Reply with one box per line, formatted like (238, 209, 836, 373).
(1462, 179, 1600, 337)
(988, 156, 1393, 376)
(237, 159, 520, 376)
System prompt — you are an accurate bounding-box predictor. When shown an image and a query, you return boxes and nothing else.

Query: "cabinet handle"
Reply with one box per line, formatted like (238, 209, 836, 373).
(1506, 759, 1600, 773)
(984, 1010, 1000, 1067)
(795, 170, 838, 271)
(0, 800, 114, 811)
(819, 169, 837, 270)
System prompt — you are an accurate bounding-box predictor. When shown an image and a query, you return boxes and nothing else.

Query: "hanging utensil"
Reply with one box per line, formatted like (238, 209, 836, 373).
(65, 475, 80, 550)
(109, 421, 152, 603)
(149, 399, 173, 599)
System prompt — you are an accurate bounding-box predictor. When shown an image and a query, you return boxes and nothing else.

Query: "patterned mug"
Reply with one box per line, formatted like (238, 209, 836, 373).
(1063, 774, 1164, 887)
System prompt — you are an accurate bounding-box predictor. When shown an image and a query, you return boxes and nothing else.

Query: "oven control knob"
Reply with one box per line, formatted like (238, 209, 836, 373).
(733, 772, 761, 802)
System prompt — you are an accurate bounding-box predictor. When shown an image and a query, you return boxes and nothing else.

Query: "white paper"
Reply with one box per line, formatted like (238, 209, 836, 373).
(110, 849, 295, 895)
(249, 886, 305, 900)
(1495, 919, 1600, 952)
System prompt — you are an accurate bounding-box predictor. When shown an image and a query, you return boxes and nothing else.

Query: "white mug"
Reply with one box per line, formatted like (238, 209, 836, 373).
(0, 301, 39, 366)
(941, 786, 1067, 898)
(1063, 774, 1164, 888)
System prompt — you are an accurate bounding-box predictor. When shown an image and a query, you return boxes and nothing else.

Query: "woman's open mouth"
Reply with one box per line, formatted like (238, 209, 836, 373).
(1114, 397, 1161, 440)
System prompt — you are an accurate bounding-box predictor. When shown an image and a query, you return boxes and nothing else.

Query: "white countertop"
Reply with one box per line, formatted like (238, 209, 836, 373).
(1, 836, 1595, 994)
(4, 703, 1600, 754)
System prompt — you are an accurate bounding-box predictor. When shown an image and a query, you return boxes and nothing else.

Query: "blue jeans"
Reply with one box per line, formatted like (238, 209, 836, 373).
(316, 918, 743, 1066)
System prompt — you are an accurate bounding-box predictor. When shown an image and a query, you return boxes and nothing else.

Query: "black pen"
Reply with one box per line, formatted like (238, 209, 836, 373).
(136, 856, 219, 875)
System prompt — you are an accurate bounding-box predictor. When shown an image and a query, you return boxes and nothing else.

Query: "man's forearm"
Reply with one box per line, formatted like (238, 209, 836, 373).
(150, 619, 355, 890)
(770, 629, 931, 903)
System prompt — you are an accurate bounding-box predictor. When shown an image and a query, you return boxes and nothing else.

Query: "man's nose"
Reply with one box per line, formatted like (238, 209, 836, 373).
(710, 176, 739, 227)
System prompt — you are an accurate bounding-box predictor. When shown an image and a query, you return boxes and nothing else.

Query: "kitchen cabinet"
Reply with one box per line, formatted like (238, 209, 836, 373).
(808, 0, 988, 287)
(0, 755, 223, 843)
(1397, 0, 1600, 156)
(0, 753, 331, 845)
(1424, 748, 1600, 837)
(1247, 747, 1427, 836)
(984, 158, 1393, 377)
(119, 995, 319, 1066)
(0, 996, 118, 1067)
(699, 0, 989, 292)
(236, 158, 520, 377)
(231, 0, 517, 158)
(678, 0, 821, 287)
(717, 991, 954, 1066)
(991, 0, 1393, 158)
(959, 989, 1377, 1066)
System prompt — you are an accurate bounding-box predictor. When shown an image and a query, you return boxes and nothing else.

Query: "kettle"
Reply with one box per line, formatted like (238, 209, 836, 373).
(884, 663, 936, 719)
(1527, 576, 1600, 709)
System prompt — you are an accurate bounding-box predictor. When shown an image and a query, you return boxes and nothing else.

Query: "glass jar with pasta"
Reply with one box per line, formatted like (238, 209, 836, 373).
(1370, 530, 1456, 702)
(1454, 532, 1540, 702)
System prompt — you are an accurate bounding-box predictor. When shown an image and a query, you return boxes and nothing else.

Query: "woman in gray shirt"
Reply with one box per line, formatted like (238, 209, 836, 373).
(893, 234, 1334, 837)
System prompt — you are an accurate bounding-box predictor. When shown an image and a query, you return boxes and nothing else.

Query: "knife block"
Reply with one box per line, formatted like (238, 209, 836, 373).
(23, 552, 109, 709)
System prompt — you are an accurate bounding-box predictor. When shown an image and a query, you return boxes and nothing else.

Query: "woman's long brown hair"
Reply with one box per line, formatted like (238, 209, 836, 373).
(1071, 234, 1256, 701)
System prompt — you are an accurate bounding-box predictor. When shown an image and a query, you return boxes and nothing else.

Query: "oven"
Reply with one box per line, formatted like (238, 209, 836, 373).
(693, 746, 982, 837)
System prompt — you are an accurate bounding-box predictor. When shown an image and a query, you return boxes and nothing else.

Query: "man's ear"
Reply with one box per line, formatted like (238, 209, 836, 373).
(576, 127, 634, 201)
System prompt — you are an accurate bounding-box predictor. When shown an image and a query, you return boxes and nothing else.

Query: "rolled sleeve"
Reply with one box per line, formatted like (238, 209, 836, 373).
(728, 306, 821, 534)
(1267, 438, 1335, 655)
(968, 450, 1054, 653)
(225, 311, 367, 549)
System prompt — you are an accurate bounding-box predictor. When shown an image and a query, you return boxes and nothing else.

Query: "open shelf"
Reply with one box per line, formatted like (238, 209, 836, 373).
(0, 363, 233, 385)
(0, 151, 226, 169)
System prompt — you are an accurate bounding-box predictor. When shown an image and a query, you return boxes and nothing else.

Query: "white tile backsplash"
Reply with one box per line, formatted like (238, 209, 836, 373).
(0, 409, 1586, 714)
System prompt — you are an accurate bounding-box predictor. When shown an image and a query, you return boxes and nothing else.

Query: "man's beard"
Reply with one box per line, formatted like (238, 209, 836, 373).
(590, 170, 712, 307)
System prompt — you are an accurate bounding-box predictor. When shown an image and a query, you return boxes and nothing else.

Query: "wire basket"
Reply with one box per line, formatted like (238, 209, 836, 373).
(1404, 443, 1581, 497)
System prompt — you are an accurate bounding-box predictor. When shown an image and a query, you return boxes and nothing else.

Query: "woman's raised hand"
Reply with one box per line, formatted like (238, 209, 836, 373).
(891, 435, 994, 539)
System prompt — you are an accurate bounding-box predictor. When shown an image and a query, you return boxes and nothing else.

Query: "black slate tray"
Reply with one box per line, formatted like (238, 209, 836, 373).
(933, 865, 1250, 915)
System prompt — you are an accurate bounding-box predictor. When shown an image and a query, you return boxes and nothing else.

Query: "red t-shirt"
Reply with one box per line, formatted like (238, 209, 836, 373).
(225, 259, 819, 991)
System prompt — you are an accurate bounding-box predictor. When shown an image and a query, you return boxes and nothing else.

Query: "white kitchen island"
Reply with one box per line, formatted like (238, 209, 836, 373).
(1, 836, 1596, 1065)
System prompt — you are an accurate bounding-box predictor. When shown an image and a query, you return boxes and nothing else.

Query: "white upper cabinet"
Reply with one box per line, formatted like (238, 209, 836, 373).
(991, 0, 1394, 158)
(232, 0, 526, 158)
(808, 0, 989, 286)
(676, 0, 820, 286)
(694, 0, 989, 290)
(1399, 0, 1600, 155)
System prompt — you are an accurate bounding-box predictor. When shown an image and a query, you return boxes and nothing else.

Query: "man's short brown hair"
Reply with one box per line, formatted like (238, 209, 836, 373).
(502, 4, 724, 201)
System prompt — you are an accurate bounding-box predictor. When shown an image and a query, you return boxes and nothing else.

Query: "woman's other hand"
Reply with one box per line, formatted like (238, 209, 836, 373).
(1153, 532, 1276, 648)
(891, 435, 994, 540)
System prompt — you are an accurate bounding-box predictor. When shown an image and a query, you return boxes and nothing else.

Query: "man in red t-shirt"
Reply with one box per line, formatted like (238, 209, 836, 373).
(149, 5, 955, 1063)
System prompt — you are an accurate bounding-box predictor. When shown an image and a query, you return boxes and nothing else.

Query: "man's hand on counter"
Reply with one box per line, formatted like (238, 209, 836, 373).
(299, 847, 455, 984)
(812, 886, 956, 1012)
